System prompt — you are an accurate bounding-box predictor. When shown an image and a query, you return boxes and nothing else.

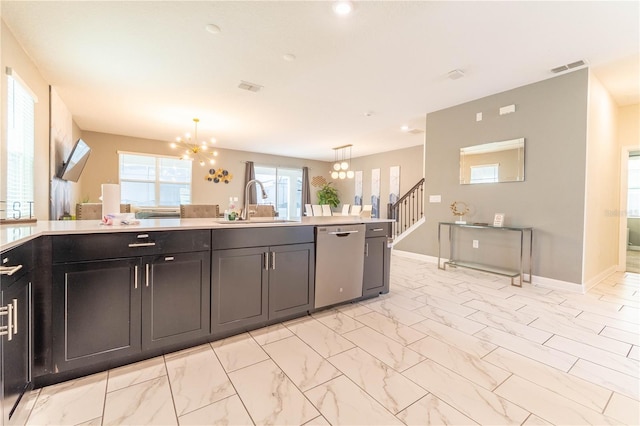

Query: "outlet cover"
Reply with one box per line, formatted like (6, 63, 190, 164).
(472, 240, 479, 248)
(429, 195, 442, 203)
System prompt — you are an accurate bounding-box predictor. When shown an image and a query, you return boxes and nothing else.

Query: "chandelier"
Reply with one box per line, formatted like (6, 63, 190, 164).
(330, 144, 354, 179)
(170, 118, 218, 166)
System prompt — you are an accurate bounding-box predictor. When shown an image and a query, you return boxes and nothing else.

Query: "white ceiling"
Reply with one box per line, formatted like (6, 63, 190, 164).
(2, 1, 638, 161)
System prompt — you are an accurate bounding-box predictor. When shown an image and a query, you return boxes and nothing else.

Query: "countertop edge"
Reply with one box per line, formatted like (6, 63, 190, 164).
(1, 217, 393, 252)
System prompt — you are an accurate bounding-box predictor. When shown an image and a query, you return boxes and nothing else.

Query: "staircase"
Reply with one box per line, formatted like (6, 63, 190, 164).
(387, 178, 425, 244)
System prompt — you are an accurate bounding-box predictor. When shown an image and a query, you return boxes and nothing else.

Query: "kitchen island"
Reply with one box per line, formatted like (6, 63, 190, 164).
(0, 216, 392, 401)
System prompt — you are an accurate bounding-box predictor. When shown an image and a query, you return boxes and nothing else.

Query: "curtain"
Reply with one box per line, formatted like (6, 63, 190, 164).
(301, 166, 311, 205)
(244, 161, 257, 206)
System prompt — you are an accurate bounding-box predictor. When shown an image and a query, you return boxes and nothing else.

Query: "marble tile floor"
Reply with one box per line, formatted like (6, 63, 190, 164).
(21, 254, 640, 425)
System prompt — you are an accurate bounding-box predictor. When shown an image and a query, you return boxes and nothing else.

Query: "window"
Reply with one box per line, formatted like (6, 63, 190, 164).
(5, 73, 35, 219)
(629, 155, 640, 218)
(254, 166, 302, 219)
(470, 164, 499, 184)
(119, 152, 191, 207)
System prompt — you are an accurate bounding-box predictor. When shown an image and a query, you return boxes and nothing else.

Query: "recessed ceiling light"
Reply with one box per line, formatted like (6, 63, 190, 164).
(364, 111, 373, 117)
(205, 24, 221, 34)
(333, 1, 353, 16)
(283, 53, 296, 62)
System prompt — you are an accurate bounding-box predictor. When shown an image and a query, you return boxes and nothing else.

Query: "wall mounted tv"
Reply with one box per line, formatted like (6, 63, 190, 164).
(57, 138, 91, 182)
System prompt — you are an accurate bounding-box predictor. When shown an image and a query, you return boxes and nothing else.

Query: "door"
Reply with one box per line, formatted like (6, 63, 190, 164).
(268, 244, 314, 320)
(53, 258, 142, 371)
(211, 247, 268, 334)
(1, 273, 31, 424)
(363, 237, 390, 297)
(142, 252, 210, 350)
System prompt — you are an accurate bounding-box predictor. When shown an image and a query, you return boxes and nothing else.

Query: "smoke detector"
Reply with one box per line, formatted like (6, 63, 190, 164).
(447, 69, 465, 80)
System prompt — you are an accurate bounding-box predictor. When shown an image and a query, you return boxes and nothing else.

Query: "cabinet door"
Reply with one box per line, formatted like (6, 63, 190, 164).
(1, 273, 32, 425)
(268, 244, 314, 320)
(363, 237, 390, 297)
(142, 252, 211, 350)
(211, 247, 268, 334)
(53, 259, 141, 371)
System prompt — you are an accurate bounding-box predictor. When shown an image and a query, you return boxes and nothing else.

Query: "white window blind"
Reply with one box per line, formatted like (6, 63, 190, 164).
(119, 152, 192, 207)
(5, 74, 35, 219)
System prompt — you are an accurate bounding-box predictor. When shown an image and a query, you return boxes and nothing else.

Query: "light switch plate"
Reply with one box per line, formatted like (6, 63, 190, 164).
(429, 195, 442, 203)
(476, 112, 482, 121)
(499, 104, 516, 115)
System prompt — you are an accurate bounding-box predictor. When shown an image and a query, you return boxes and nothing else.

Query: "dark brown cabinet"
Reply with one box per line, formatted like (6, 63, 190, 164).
(51, 231, 211, 373)
(211, 227, 315, 335)
(363, 225, 391, 298)
(52, 258, 142, 371)
(142, 252, 210, 350)
(1, 241, 33, 426)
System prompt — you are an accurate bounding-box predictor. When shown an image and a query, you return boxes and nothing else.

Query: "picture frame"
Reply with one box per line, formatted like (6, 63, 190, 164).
(493, 213, 505, 227)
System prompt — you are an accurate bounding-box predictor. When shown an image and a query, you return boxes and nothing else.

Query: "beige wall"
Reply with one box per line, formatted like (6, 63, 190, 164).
(1, 20, 50, 219)
(333, 144, 424, 218)
(582, 72, 621, 285)
(78, 131, 331, 210)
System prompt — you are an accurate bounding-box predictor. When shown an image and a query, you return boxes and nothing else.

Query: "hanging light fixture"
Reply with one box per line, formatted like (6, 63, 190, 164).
(330, 144, 354, 180)
(170, 118, 219, 166)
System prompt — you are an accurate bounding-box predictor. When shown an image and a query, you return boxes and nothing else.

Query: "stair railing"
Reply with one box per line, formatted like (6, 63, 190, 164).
(387, 178, 425, 239)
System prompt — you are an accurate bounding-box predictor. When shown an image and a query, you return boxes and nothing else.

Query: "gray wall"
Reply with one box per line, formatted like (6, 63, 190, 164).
(396, 69, 589, 286)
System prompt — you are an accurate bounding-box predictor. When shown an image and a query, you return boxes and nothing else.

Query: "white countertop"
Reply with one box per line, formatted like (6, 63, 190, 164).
(0, 216, 392, 251)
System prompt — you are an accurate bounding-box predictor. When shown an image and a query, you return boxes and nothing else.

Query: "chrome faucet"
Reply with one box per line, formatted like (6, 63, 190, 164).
(241, 179, 268, 220)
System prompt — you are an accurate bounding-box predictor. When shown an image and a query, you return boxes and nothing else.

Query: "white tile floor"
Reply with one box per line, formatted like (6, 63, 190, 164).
(20, 254, 640, 425)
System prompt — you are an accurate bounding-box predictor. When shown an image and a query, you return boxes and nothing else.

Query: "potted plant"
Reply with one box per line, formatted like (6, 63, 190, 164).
(317, 182, 340, 208)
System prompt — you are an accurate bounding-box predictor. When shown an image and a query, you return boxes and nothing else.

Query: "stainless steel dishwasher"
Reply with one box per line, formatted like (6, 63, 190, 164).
(314, 224, 366, 309)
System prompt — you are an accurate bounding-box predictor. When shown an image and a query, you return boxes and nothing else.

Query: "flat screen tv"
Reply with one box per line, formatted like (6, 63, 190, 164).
(57, 138, 91, 182)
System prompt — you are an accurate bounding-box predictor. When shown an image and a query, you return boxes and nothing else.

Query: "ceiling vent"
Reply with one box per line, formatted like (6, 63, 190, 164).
(407, 128, 424, 135)
(551, 60, 587, 74)
(238, 80, 263, 92)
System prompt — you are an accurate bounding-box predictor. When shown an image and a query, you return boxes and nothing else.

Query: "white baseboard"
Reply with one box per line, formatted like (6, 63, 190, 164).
(391, 217, 426, 247)
(583, 265, 618, 292)
(530, 275, 584, 294)
(392, 249, 585, 293)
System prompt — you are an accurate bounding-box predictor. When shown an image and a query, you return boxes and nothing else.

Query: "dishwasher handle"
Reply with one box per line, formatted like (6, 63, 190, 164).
(328, 230, 359, 237)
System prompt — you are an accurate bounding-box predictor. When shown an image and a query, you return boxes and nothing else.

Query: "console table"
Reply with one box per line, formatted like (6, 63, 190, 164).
(437, 222, 533, 287)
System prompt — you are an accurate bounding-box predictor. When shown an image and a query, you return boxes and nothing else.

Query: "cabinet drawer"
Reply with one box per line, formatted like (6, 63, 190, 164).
(212, 226, 314, 250)
(365, 223, 390, 238)
(53, 230, 211, 263)
(1, 240, 33, 285)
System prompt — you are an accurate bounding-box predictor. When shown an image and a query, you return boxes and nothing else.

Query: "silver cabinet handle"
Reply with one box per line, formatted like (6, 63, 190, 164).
(264, 252, 269, 270)
(365, 242, 369, 257)
(12, 299, 17, 336)
(146, 264, 150, 287)
(370, 228, 384, 232)
(137, 234, 149, 239)
(0, 303, 10, 340)
(134, 265, 138, 289)
(128, 242, 156, 248)
(6, 302, 13, 341)
(165, 256, 174, 261)
(271, 251, 276, 270)
(0, 264, 23, 276)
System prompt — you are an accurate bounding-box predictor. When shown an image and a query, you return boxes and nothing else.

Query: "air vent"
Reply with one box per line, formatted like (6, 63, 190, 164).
(551, 60, 587, 74)
(238, 80, 263, 92)
(408, 128, 424, 135)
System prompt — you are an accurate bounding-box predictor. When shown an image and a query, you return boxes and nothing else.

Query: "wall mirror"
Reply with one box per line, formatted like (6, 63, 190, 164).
(460, 138, 525, 184)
